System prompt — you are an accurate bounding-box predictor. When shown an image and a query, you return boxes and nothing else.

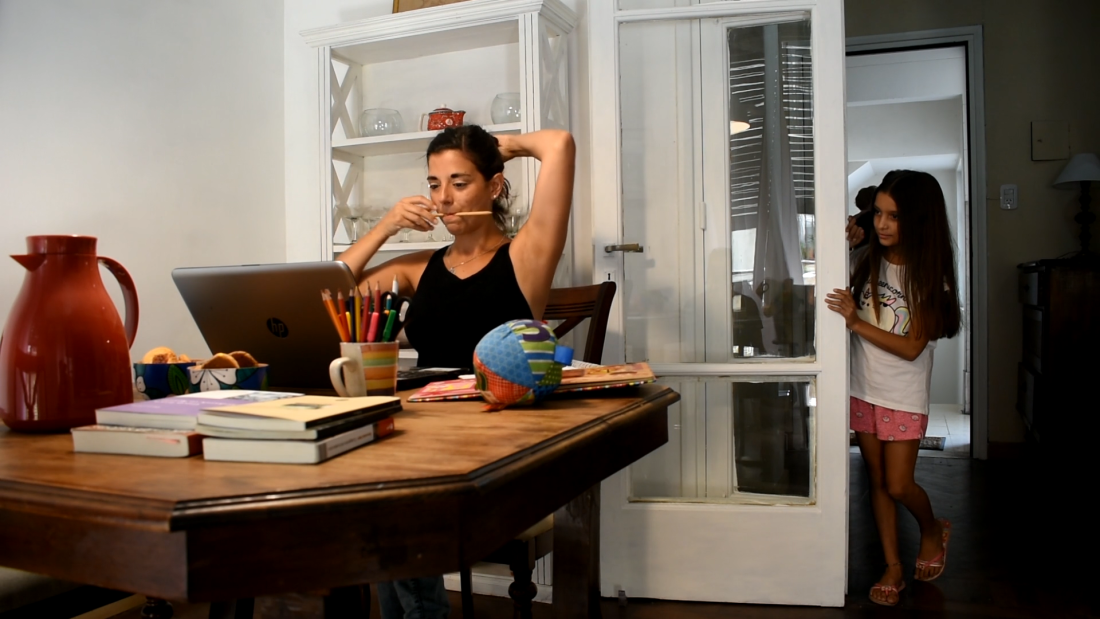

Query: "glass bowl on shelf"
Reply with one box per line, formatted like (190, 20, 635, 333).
(490, 93, 521, 124)
(359, 108, 404, 137)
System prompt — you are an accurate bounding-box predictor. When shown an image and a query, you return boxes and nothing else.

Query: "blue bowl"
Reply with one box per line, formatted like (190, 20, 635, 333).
(188, 364, 269, 393)
(133, 362, 197, 400)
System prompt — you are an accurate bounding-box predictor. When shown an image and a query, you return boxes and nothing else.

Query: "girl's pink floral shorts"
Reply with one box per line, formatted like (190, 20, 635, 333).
(850, 397, 928, 442)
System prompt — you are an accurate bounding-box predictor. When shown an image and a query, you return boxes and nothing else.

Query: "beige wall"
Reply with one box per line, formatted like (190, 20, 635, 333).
(846, 0, 1100, 444)
(0, 1, 286, 361)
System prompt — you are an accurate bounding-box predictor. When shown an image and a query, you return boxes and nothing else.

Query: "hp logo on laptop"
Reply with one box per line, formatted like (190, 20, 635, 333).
(266, 318, 289, 338)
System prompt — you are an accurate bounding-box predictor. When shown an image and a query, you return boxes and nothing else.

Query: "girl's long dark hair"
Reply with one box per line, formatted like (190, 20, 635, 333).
(426, 125, 511, 230)
(851, 170, 961, 340)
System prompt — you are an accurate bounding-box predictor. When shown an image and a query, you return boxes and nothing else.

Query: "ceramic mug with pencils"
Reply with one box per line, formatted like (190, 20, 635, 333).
(329, 342, 399, 397)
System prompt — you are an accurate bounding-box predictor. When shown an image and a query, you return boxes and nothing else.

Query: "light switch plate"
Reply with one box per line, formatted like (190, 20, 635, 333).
(1000, 184, 1019, 210)
(1031, 121, 1070, 161)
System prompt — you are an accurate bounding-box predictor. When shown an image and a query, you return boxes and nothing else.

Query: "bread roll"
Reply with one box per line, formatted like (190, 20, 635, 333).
(200, 353, 240, 369)
(141, 346, 176, 364)
(228, 351, 258, 368)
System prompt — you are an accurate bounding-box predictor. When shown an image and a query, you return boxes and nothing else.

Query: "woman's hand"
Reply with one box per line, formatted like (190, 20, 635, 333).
(846, 216, 865, 248)
(826, 288, 860, 329)
(495, 134, 522, 163)
(374, 196, 438, 237)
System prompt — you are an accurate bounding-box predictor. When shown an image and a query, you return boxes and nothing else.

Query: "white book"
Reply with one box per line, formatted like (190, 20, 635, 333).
(201, 418, 394, 464)
(71, 425, 202, 458)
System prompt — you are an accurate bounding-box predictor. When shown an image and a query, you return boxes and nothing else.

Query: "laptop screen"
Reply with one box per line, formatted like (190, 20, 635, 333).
(173, 262, 358, 389)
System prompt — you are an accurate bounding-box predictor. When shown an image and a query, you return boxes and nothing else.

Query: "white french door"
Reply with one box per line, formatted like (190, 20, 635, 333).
(590, 0, 848, 606)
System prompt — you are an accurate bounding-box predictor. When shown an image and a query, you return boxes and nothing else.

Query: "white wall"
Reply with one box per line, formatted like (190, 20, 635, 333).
(847, 98, 964, 161)
(0, 0, 285, 359)
(847, 46, 966, 107)
(282, 0, 593, 286)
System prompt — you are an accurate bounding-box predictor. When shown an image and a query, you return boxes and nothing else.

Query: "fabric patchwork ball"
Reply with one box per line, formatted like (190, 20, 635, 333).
(473, 319, 564, 411)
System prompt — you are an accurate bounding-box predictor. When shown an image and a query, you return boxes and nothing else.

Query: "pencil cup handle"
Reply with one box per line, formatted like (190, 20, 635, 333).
(329, 356, 362, 397)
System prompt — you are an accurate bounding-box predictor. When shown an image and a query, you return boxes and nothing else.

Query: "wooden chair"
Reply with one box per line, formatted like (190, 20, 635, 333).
(459, 281, 617, 619)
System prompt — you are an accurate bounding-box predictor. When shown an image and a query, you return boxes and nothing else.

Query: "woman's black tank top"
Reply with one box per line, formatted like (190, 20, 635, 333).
(404, 242, 534, 369)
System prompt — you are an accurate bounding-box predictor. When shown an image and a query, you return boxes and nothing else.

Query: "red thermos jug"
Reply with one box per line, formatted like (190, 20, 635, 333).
(0, 235, 139, 432)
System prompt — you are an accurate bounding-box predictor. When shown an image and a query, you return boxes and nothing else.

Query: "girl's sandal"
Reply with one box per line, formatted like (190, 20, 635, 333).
(869, 562, 905, 606)
(915, 518, 952, 582)
(869, 581, 906, 606)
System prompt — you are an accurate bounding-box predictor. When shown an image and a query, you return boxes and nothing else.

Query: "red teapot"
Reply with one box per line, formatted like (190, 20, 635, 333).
(0, 235, 139, 432)
(421, 106, 466, 131)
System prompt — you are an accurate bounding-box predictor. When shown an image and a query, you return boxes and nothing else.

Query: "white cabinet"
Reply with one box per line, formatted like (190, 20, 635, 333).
(302, 0, 576, 262)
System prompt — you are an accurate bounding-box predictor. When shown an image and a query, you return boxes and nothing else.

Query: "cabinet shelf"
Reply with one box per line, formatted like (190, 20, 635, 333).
(333, 123, 521, 157)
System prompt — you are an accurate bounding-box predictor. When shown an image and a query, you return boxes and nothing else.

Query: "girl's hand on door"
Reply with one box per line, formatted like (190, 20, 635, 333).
(826, 288, 859, 329)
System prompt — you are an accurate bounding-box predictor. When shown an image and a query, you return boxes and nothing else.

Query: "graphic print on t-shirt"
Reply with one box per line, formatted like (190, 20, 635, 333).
(857, 277, 911, 336)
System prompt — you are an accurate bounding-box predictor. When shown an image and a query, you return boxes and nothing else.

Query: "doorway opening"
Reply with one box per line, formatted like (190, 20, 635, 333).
(845, 46, 970, 458)
(845, 28, 988, 460)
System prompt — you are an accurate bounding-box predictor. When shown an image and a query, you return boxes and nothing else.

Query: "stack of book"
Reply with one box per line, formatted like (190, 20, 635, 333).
(73, 391, 300, 458)
(72, 391, 401, 464)
(197, 395, 400, 464)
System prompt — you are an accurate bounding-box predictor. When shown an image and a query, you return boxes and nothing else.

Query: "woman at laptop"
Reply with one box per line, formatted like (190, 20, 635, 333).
(337, 125, 574, 618)
(338, 126, 575, 368)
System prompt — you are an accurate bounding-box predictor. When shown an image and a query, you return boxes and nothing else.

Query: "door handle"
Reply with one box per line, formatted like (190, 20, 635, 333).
(604, 243, 644, 253)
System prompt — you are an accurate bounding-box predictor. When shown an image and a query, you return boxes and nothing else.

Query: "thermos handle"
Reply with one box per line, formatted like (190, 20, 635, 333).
(98, 257, 139, 348)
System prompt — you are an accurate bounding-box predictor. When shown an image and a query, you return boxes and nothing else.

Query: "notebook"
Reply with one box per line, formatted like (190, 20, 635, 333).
(173, 262, 359, 389)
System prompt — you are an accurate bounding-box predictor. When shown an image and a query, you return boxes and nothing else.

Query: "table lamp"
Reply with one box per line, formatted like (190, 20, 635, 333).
(1053, 152, 1100, 256)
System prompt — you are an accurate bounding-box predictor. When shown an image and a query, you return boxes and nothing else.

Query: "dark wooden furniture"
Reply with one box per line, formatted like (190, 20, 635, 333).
(1016, 257, 1100, 451)
(460, 281, 618, 618)
(0, 385, 675, 619)
(543, 281, 617, 364)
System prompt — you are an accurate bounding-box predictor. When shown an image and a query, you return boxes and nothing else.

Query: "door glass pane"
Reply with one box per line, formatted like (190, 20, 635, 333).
(630, 377, 814, 502)
(728, 19, 816, 360)
(731, 379, 813, 497)
(618, 19, 698, 364)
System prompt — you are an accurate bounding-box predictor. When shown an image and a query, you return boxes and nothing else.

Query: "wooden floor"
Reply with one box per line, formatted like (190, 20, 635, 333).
(16, 451, 1096, 618)
(446, 451, 1097, 619)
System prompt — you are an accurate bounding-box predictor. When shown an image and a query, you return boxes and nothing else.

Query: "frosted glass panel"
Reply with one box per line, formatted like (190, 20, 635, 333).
(618, 20, 698, 364)
(630, 377, 814, 501)
(727, 20, 816, 360)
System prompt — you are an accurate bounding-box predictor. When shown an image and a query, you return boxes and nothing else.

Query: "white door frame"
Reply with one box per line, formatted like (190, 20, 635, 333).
(846, 27, 989, 460)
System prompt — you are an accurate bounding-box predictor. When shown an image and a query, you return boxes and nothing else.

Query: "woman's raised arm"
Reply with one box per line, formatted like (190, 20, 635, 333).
(336, 195, 437, 296)
(501, 130, 576, 318)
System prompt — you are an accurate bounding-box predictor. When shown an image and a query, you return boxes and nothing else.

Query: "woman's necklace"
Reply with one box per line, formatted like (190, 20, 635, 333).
(444, 237, 508, 274)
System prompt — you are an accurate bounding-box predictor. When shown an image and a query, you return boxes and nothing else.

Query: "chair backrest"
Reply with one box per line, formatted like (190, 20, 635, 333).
(543, 281, 617, 364)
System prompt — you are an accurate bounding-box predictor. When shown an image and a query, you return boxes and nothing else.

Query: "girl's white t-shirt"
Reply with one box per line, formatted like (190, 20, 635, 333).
(850, 257, 936, 415)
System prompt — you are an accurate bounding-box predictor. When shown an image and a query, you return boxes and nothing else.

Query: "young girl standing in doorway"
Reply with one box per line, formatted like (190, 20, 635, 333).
(826, 170, 961, 606)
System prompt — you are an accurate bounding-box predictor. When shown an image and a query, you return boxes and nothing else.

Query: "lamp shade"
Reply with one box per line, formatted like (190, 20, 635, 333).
(1053, 153, 1100, 189)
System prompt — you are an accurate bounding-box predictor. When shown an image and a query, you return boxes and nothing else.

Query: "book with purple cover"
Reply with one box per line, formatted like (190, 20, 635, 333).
(95, 390, 302, 430)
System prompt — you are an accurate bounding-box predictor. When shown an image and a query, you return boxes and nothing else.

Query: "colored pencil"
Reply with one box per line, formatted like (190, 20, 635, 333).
(337, 291, 351, 339)
(353, 288, 362, 342)
(321, 289, 349, 342)
(359, 286, 370, 342)
(382, 308, 398, 342)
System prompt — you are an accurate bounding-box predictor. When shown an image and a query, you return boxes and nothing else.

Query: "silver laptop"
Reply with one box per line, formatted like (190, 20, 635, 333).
(172, 262, 358, 389)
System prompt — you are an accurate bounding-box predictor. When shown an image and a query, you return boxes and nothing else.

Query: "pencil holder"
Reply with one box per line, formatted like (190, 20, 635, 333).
(330, 342, 399, 397)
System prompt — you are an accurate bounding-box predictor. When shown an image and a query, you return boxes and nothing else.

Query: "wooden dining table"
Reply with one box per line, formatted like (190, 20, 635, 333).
(0, 385, 677, 618)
